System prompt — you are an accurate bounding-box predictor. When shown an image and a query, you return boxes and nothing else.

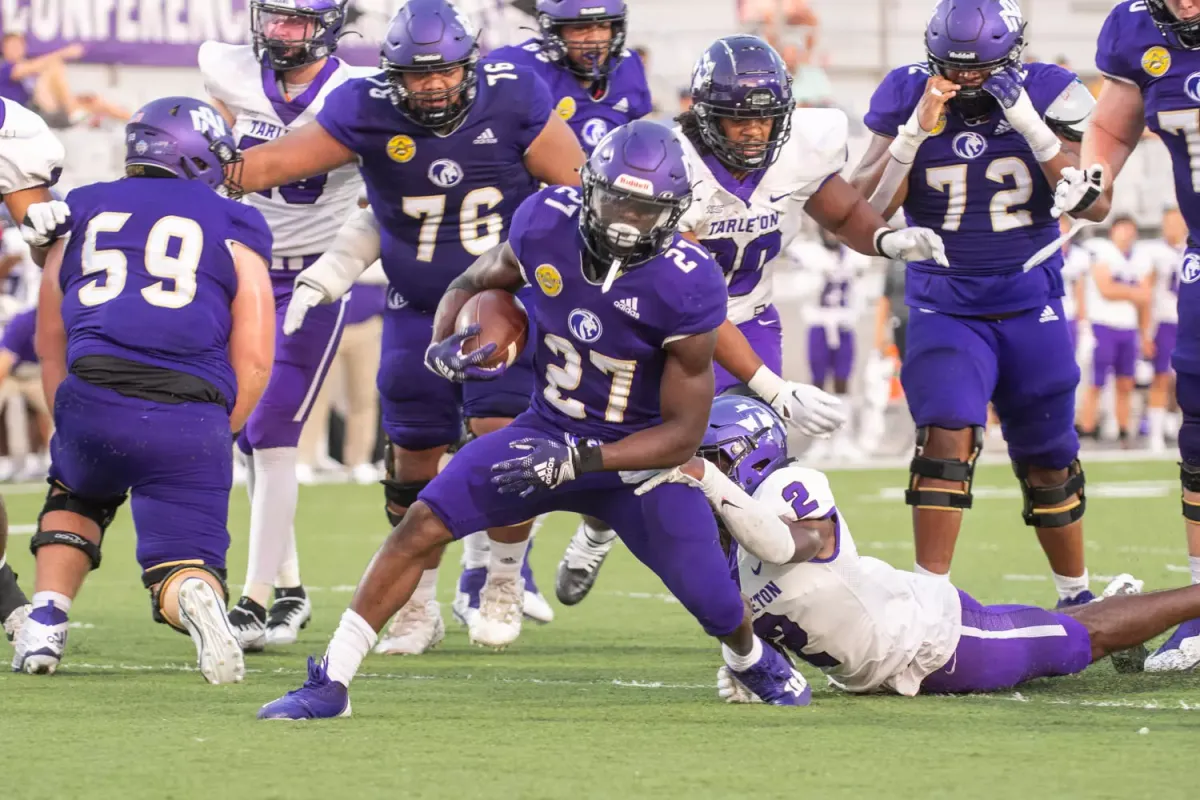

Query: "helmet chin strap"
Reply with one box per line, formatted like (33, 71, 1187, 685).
(600, 256, 622, 294)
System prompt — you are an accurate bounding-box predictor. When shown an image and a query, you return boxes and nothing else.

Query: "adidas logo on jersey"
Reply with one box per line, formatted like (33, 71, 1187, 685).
(614, 97, 630, 113)
(1039, 305, 1059, 323)
(473, 127, 497, 145)
(613, 297, 640, 319)
(994, 120, 1013, 136)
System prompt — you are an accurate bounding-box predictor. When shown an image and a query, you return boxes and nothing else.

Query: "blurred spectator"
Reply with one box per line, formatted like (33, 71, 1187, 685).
(0, 34, 129, 128)
(741, 0, 818, 54)
(1055, 54, 1071, 68)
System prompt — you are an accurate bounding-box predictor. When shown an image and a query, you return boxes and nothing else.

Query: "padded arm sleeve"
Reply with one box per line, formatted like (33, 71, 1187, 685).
(295, 206, 382, 301)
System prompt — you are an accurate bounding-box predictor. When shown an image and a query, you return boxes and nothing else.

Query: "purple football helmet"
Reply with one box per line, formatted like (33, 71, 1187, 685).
(381, 0, 480, 129)
(535, 0, 627, 81)
(690, 35, 795, 172)
(1146, 0, 1200, 50)
(926, 0, 1027, 122)
(699, 396, 788, 497)
(124, 97, 239, 192)
(251, 0, 348, 71)
(579, 120, 693, 289)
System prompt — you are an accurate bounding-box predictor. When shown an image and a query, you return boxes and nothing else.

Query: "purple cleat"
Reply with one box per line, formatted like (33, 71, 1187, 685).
(718, 643, 812, 706)
(257, 657, 351, 720)
(1055, 590, 1096, 609)
(1146, 616, 1200, 673)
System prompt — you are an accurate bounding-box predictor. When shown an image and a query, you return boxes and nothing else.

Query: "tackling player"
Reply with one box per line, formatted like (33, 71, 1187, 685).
(852, 0, 1097, 604)
(1053, 0, 1200, 671)
(230, 0, 586, 653)
(12, 97, 275, 683)
(649, 395, 1198, 699)
(201, 0, 371, 652)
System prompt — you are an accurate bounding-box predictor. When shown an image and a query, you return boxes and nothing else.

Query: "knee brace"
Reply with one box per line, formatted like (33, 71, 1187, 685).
(904, 426, 983, 511)
(143, 562, 229, 634)
(381, 442, 433, 526)
(1013, 460, 1086, 528)
(29, 481, 127, 570)
(1180, 462, 1200, 522)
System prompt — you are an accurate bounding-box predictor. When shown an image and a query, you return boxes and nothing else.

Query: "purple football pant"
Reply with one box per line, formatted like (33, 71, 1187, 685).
(1090, 323, 1138, 386)
(237, 281, 347, 452)
(1066, 319, 1078, 353)
(902, 300, 1080, 468)
(921, 589, 1092, 694)
(808, 326, 854, 387)
(1177, 371, 1200, 465)
(378, 299, 536, 450)
(1154, 322, 1177, 375)
(419, 411, 745, 636)
(714, 305, 782, 395)
(49, 375, 233, 572)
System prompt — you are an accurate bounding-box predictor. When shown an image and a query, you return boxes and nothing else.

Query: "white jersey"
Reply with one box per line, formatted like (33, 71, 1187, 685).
(0, 227, 38, 309)
(1060, 244, 1091, 321)
(786, 240, 872, 329)
(1083, 239, 1149, 330)
(1131, 238, 1183, 326)
(737, 464, 961, 696)
(199, 42, 371, 265)
(678, 108, 848, 324)
(0, 97, 64, 197)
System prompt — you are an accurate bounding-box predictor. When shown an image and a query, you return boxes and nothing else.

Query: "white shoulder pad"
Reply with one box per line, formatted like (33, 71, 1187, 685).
(785, 107, 849, 185)
(198, 41, 251, 102)
(753, 464, 838, 523)
(678, 135, 716, 233)
(0, 99, 64, 195)
(1044, 79, 1095, 142)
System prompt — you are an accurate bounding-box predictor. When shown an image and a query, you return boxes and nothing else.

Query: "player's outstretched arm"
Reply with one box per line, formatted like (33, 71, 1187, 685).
(1058, 79, 1145, 222)
(227, 121, 355, 197)
(523, 113, 586, 188)
(806, 175, 946, 265)
(34, 239, 67, 409)
(284, 207, 383, 335)
(228, 243, 275, 434)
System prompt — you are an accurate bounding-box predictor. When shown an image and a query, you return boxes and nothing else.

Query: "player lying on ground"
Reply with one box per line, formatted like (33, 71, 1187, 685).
(12, 97, 275, 684)
(644, 394, 1200, 698)
(257, 120, 825, 720)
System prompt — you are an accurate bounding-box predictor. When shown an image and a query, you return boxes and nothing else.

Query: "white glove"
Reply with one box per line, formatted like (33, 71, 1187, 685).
(1052, 165, 1105, 219)
(876, 227, 948, 267)
(20, 200, 70, 247)
(746, 366, 848, 437)
(716, 666, 762, 704)
(633, 464, 704, 496)
(283, 283, 327, 336)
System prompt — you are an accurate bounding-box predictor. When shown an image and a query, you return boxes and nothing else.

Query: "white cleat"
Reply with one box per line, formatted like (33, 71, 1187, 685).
(1100, 573, 1145, 598)
(11, 603, 68, 675)
(350, 463, 381, 485)
(265, 591, 312, 647)
(469, 575, 524, 649)
(375, 600, 446, 655)
(451, 589, 479, 628)
(523, 590, 554, 624)
(1146, 616, 1200, 673)
(178, 578, 245, 685)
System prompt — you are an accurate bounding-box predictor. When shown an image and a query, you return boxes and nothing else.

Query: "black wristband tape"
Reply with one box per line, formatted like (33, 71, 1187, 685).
(574, 441, 604, 474)
(874, 227, 892, 257)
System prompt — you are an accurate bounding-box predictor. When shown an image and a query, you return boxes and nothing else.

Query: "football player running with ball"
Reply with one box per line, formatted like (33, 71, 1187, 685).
(1054, 0, 1200, 671)
(555, 34, 947, 606)
(13, 98, 275, 683)
(229, 0, 586, 653)
(852, 0, 1098, 604)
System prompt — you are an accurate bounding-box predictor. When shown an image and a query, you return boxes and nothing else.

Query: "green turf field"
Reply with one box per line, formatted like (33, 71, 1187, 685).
(3, 459, 1196, 799)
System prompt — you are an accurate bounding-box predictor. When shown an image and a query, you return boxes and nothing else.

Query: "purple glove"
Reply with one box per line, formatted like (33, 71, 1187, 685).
(491, 437, 580, 498)
(981, 66, 1023, 110)
(423, 325, 503, 382)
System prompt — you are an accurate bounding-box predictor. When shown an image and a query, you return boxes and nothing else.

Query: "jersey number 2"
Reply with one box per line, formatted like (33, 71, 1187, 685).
(79, 212, 201, 309)
(754, 613, 841, 669)
(926, 158, 1033, 233)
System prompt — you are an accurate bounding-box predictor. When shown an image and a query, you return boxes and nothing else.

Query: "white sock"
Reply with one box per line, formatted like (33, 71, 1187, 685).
(32, 590, 72, 613)
(489, 538, 529, 579)
(242, 447, 300, 606)
(721, 636, 764, 672)
(1148, 407, 1166, 445)
(411, 567, 439, 605)
(323, 609, 377, 687)
(1190, 556, 1200, 586)
(1052, 569, 1090, 601)
(579, 519, 617, 546)
(913, 563, 950, 581)
(461, 531, 490, 570)
(276, 535, 302, 590)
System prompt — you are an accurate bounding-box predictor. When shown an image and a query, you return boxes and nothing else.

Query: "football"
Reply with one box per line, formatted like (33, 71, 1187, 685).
(455, 289, 529, 369)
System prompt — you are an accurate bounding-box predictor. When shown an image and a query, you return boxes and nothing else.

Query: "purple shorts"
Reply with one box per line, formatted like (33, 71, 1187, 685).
(921, 589, 1092, 694)
(1154, 322, 1177, 375)
(714, 305, 782, 395)
(1090, 323, 1138, 386)
(808, 326, 855, 387)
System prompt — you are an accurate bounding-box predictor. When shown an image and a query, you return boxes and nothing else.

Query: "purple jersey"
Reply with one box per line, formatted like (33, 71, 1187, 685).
(510, 186, 727, 442)
(864, 62, 1076, 315)
(0, 307, 36, 365)
(59, 178, 273, 409)
(487, 38, 651, 154)
(317, 59, 553, 313)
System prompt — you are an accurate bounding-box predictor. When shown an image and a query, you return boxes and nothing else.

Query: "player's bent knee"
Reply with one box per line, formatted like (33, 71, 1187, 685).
(381, 478, 430, 527)
(1180, 462, 1200, 522)
(29, 481, 128, 570)
(1014, 460, 1086, 528)
(905, 426, 983, 511)
(143, 562, 229, 633)
(382, 501, 451, 555)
